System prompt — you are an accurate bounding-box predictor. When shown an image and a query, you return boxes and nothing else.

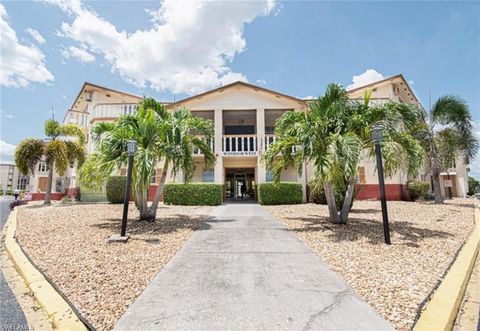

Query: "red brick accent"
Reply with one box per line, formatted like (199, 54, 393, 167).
(29, 192, 66, 201)
(355, 184, 409, 201)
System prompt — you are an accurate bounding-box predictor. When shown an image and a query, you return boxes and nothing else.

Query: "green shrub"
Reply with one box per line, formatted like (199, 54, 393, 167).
(258, 182, 303, 205)
(164, 183, 223, 205)
(407, 180, 430, 201)
(106, 176, 127, 204)
(468, 176, 479, 196)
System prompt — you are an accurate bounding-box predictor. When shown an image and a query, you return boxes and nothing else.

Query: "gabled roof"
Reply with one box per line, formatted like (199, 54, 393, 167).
(347, 74, 419, 103)
(166, 81, 307, 109)
(69, 82, 142, 111)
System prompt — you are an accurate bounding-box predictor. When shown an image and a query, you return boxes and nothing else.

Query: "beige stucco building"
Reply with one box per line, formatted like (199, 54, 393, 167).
(25, 75, 470, 201)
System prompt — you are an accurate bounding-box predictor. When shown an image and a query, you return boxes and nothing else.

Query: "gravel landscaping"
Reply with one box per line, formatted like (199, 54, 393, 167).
(264, 199, 476, 331)
(15, 203, 215, 331)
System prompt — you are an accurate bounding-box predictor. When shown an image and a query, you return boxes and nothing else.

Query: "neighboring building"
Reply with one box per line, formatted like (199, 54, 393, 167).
(48, 75, 470, 201)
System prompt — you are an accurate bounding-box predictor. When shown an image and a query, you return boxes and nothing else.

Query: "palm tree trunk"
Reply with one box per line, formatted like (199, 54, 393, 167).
(324, 182, 341, 224)
(44, 162, 54, 205)
(149, 161, 169, 220)
(431, 156, 444, 204)
(138, 189, 149, 220)
(340, 178, 356, 224)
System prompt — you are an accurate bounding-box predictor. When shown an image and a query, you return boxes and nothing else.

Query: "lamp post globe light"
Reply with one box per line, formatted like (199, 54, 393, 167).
(372, 123, 392, 245)
(109, 140, 137, 243)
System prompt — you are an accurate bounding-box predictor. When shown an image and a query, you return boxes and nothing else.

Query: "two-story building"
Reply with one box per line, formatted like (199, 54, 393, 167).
(33, 74, 470, 201)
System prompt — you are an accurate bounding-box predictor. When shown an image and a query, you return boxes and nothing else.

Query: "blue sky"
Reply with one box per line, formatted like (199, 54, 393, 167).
(1, 0, 479, 175)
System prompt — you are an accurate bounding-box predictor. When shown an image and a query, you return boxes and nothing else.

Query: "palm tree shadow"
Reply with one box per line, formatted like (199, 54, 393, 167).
(92, 214, 212, 240)
(285, 214, 453, 246)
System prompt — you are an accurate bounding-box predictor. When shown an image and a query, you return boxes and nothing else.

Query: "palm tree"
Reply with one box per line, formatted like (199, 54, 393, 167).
(78, 98, 215, 221)
(15, 120, 85, 205)
(415, 95, 478, 203)
(263, 84, 425, 224)
(148, 104, 215, 219)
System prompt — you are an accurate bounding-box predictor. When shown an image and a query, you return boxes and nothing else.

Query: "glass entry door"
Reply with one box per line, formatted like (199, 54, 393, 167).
(225, 168, 255, 200)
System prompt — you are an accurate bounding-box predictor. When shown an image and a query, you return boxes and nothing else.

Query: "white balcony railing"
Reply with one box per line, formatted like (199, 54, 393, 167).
(91, 103, 138, 121)
(193, 138, 215, 155)
(223, 135, 257, 156)
(265, 134, 276, 151)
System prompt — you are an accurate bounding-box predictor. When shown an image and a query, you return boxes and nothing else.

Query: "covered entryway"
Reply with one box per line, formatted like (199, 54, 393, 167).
(225, 168, 255, 201)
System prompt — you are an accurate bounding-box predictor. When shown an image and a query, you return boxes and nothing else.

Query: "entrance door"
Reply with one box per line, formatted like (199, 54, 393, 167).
(225, 168, 255, 201)
(38, 177, 48, 192)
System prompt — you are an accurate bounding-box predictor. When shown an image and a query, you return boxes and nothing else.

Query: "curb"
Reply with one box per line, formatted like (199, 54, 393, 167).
(4, 208, 89, 331)
(413, 199, 480, 331)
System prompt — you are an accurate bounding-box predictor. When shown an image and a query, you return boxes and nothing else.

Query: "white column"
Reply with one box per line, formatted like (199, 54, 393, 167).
(214, 109, 223, 184)
(256, 108, 266, 183)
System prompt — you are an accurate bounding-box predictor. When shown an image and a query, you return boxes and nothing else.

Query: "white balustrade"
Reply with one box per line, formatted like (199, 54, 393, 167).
(193, 137, 215, 155)
(222, 135, 257, 155)
(91, 103, 138, 120)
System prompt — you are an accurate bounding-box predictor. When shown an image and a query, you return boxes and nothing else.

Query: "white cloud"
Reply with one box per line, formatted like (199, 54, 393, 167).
(0, 139, 16, 159)
(61, 45, 95, 63)
(25, 27, 46, 44)
(46, 0, 276, 94)
(0, 110, 13, 119)
(62, 94, 67, 99)
(303, 95, 316, 100)
(256, 79, 266, 85)
(347, 69, 385, 91)
(0, 4, 54, 87)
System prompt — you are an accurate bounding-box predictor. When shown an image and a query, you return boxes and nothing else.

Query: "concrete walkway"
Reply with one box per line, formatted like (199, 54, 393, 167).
(114, 203, 393, 331)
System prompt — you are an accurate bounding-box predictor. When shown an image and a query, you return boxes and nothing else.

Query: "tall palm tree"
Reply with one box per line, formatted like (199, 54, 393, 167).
(15, 120, 85, 205)
(263, 84, 425, 224)
(148, 104, 215, 219)
(78, 98, 215, 221)
(416, 95, 478, 203)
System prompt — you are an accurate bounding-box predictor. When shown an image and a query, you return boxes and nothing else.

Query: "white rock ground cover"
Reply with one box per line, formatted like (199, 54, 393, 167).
(15, 203, 214, 331)
(264, 199, 475, 331)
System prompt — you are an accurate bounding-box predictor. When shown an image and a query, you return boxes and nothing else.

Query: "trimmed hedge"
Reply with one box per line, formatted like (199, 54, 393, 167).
(258, 182, 303, 205)
(106, 176, 127, 204)
(164, 183, 223, 206)
(407, 180, 430, 201)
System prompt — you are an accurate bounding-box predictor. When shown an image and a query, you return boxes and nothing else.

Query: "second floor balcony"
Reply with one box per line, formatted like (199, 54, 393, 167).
(90, 103, 138, 122)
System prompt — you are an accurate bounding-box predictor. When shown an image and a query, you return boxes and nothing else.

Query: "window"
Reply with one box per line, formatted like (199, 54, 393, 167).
(17, 175, 30, 190)
(151, 168, 162, 184)
(38, 161, 47, 172)
(265, 127, 275, 134)
(202, 168, 214, 182)
(357, 167, 366, 184)
(266, 170, 274, 182)
(55, 177, 65, 193)
(120, 168, 127, 176)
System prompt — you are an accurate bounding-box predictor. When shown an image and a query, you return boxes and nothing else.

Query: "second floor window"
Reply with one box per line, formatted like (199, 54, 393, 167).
(151, 169, 162, 184)
(357, 167, 366, 184)
(38, 161, 47, 172)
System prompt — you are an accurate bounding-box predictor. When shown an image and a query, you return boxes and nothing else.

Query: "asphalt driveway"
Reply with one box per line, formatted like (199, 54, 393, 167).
(114, 203, 393, 331)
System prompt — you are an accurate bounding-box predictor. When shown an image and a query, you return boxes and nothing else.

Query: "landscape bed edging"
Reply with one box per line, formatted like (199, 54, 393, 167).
(413, 198, 480, 331)
(4, 207, 90, 331)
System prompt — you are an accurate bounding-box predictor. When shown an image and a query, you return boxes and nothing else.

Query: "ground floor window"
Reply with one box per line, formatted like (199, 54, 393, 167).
(202, 168, 214, 182)
(266, 169, 274, 182)
(17, 175, 30, 190)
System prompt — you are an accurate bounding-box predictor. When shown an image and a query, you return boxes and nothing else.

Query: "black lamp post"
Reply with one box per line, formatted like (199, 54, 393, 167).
(372, 124, 391, 245)
(120, 140, 137, 237)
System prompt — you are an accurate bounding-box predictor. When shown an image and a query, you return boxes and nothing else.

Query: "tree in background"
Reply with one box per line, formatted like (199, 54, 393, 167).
(414, 96, 479, 203)
(79, 98, 215, 221)
(263, 84, 425, 224)
(468, 176, 479, 196)
(15, 120, 85, 205)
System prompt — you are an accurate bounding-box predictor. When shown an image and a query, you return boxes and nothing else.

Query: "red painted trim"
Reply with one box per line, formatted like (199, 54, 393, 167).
(355, 184, 409, 201)
(29, 192, 66, 201)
